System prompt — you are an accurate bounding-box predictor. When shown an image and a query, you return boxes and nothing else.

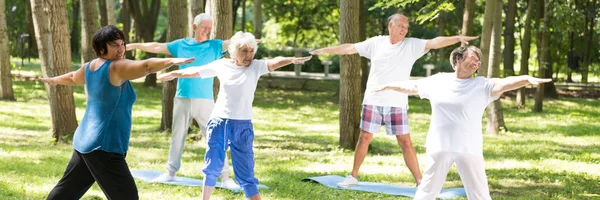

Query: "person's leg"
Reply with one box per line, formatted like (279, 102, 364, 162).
(165, 97, 194, 176)
(81, 150, 138, 200)
(191, 98, 233, 182)
(47, 151, 96, 200)
(229, 120, 260, 199)
(202, 118, 228, 199)
(414, 152, 453, 200)
(352, 104, 383, 178)
(386, 106, 421, 185)
(455, 153, 492, 200)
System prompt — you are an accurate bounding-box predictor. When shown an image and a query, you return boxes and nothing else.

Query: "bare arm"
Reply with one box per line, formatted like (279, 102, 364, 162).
(375, 81, 419, 95)
(157, 67, 203, 82)
(112, 57, 195, 81)
(126, 42, 170, 55)
(38, 63, 86, 86)
(425, 36, 478, 51)
(266, 56, 312, 71)
(310, 44, 358, 55)
(490, 75, 552, 97)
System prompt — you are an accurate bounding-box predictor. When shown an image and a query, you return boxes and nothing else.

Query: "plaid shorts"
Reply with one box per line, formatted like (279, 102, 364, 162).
(359, 104, 410, 135)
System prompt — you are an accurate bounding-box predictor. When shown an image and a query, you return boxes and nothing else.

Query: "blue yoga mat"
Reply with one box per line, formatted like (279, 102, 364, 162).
(131, 170, 269, 193)
(302, 175, 466, 199)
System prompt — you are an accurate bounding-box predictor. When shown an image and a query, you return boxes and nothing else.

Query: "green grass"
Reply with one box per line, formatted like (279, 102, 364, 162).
(1, 76, 599, 200)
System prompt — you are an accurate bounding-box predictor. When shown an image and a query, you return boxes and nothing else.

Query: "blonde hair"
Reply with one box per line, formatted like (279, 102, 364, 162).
(228, 32, 258, 56)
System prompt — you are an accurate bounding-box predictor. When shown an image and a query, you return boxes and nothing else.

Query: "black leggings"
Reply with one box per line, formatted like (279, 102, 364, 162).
(47, 150, 138, 200)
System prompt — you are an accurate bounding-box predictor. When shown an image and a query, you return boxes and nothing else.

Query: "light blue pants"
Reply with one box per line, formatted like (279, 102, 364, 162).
(202, 118, 259, 198)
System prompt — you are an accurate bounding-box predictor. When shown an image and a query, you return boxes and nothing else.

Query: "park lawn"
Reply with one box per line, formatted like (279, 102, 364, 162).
(1, 77, 599, 200)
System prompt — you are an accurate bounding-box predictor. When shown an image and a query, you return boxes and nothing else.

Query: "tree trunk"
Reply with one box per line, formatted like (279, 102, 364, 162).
(31, 0, 78, 143)
(437, 10, 446, 66)
(232, 0, 242, 31)
(486, 0, 506, 135)
(128, 0, 161, 87)
(516, 0, 536, 107)
(241, 0, 246, 32)
(0, 0, 15, 101)
(581, 0, 597, 83)
(189, 0, 206, 37)
(534, 0, 551, 112)
(503, 0, 516, 77)
(209, 0, 233, 100)
(119, 0, 133, 59)
(252, 0, 262, 38)
(461, 0, 476, 37)
(359, 0, 368, 95)
(106, 0, 117, 25)
(25, 0, 38, 57)
(81, 0, 101, 63)
(339, 0, 361, 150)
(70, 0, 80, 54)
(161, 0, 188, 131)
(478, 0, 496, 76)
(99, 0, 108, 27)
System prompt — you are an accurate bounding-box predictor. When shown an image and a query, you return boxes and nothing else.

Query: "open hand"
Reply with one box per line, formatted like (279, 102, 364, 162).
(458, 36, 479, 45)
(173, 57, 195, 65)
(528, 77, 552, 85)
(291, 56, 312, 64)
(157, 73, 176, 82)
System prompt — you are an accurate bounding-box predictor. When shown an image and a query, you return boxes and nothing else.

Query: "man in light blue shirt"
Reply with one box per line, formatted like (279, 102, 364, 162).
(127, 13, 238, 188)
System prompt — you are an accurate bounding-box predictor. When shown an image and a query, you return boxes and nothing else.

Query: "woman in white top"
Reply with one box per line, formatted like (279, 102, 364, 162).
(158, 31, 311, 200)
(378, 46, 551, 200)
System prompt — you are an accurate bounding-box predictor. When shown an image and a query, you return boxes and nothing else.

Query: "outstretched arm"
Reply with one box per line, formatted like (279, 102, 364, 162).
(157, 66, 204, 82)
(310, 44, 358, 55)
(266, 56, 312, 71)
(490, 75, 552, 97)
(375, 81, 419, 95)
(126, 42, 170, 55)
(112, 57, 195, 81)
(38, 63, 86, 86)
(425, 36, 478, 51)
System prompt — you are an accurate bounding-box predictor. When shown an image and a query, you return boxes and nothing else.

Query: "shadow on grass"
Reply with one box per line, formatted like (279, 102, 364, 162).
(486, 168, 600, 199)
(484, 139, 600, 163)
(256, 167, 410, 200)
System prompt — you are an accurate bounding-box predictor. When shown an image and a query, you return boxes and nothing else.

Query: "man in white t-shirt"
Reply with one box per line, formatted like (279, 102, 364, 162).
(159, 31, 312, 200)
(378, 46, 551, 199)
(310, 14, 477, 187)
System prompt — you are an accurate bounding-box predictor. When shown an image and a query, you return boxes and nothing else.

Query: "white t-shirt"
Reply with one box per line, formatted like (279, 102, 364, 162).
(417, 73, 499, 155)
(355, 36, 429, 108)
(193, 59, 270, 120)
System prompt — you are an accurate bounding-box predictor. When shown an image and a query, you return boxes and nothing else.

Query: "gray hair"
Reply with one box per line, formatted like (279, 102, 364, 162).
(449, 45, 482, 70)
(388, 13, 408, 24)
(193, 13, 212, 25)
(228, 31, 258, 56)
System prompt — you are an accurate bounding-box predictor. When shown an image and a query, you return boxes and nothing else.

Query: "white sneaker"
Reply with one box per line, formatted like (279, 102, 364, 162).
(337, 175, 358, 187)
(151, 173, 175, 182)
(220, 179, 241, 189)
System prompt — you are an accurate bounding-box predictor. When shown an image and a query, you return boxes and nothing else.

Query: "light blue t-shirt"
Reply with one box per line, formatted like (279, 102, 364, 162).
(167, 38, 226, 99)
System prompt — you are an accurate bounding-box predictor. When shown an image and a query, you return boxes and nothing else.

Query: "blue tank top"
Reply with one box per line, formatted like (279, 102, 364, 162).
(73, 60, 137, 155)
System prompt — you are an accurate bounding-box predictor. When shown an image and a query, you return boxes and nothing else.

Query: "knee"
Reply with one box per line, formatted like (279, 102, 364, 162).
(358, 132, 373, 144)
(397, 136, 413, 148)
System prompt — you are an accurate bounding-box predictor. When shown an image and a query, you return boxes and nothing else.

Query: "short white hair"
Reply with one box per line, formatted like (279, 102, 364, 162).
(228, 32, 258, 56)
(193, 13, 212, 25)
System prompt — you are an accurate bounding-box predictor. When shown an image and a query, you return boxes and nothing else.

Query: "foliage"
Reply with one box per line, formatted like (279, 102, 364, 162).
(2, 76, 600, 199)
(4, 0, 27, 56)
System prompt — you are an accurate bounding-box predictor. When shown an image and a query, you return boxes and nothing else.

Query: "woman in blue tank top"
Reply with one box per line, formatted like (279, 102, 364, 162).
(39, 25, 194, 200)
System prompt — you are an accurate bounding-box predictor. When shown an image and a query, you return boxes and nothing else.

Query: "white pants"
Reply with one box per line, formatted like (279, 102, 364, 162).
(166, 97, 230, 180)
(414, 152, 491, 200)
